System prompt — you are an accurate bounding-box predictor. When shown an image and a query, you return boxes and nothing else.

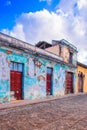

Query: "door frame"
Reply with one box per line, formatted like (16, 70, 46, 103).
(65, 71, 74, 94)
(10, 61, 24, 100)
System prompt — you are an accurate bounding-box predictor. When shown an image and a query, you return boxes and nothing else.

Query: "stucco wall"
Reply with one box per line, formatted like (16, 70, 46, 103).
(0, 50, 10, 103)
(46, 45, 60, 56)
(0, 47, 77, 103)
(46, 44, 77, 66)
(45, 61, 76, 96)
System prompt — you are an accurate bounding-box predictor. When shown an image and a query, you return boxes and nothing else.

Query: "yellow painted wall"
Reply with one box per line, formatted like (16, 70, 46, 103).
(76, 64, 87, 93)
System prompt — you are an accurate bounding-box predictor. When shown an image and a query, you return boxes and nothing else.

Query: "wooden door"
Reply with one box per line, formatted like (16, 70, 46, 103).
(65, 72, 73, 94)
(46, 68, 53, 95)
(10, 71, 22, 100)
(78, 72, 84, 92)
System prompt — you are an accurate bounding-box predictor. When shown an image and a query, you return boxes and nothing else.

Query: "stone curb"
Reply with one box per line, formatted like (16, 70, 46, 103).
(0, 93, 87, 110)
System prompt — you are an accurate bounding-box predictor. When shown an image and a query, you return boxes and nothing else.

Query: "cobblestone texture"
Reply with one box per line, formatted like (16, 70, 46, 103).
(0, 94, 87, 130)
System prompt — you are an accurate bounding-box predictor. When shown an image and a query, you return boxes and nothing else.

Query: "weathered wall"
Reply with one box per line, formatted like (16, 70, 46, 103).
(46, 45, 60, 56)
(61, 46, 69, 63)
(24, 56, 76, 98)
(73, 52, 77, 66)
(46, 44, 77, 66)
(0, 49, 10, 103)
(0, 47, 47, 102)
(0, 47, 77, 103)
(53, 64, 76, 96)
(62, 46, 77, 66)
(24, 56, 46, 100)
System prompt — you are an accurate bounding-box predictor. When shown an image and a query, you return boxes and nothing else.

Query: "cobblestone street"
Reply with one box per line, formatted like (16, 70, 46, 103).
(0, 94, 87, 130)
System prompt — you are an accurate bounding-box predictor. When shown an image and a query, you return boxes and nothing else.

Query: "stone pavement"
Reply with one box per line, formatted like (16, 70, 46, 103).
(0, 93, 87, 130)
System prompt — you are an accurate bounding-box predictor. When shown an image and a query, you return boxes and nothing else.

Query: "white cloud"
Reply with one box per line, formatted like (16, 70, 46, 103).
(2, 24, 26, 41)
(77, 0, 87, 9)
(1, 0, 87, 64)
(78, 49, 87, 64)
(3, 9, 68, 44)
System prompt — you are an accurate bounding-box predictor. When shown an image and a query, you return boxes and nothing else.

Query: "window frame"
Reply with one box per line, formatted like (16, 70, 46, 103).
(69, 52, 73, 64)
(10, 61, 23, 72)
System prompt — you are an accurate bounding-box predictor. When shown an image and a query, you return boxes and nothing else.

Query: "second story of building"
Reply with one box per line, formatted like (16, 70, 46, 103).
(43, 39, 77, 66)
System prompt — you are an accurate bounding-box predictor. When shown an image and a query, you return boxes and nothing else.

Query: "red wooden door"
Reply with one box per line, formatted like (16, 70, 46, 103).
(66, 72, 73, 94)
(46, 74, 52, 95)
(10, 71, 22, 100)
(46, 67, 53, 95)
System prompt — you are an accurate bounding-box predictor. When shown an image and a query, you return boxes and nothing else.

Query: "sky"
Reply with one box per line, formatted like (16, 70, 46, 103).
(0, 0, 87, 64)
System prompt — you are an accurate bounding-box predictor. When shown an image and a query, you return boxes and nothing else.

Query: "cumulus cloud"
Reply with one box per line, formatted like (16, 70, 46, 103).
(78, 49, 87, 65)
(77, 0, 87, 9)
(2, 9, 68, 44)
(2, 24, 26, 41)
(1, 0, 87, 64)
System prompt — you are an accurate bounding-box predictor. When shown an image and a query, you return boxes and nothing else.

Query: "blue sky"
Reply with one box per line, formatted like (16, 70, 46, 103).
(0, 0, 87, 64)
(0, 0, 60, 30)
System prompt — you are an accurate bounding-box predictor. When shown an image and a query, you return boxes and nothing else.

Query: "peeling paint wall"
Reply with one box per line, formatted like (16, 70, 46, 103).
(0, 50, 10, 103)
(45, 44, 77, 66)
(24, 56, 47, 100)
(61, 46, 77, 67)
(61, 46, 70, 63)
(0, 33, 77, 103)
(0, 47, 77, 103)
(73, 52, 77, 66)
(53, 64, 65, 96)
(46, 45, 60, 56)
(53, 64, 76, 96)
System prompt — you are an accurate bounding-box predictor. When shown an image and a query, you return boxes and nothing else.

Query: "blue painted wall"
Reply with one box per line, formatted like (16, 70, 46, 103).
(0, 48, 77, 103)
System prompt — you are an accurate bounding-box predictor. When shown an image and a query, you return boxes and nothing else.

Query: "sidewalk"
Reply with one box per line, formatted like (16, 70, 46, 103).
(0, 93, 86, 110)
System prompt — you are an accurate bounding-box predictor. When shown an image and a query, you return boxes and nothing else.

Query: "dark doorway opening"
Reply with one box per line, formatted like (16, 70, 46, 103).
(46, 67, 53, 95)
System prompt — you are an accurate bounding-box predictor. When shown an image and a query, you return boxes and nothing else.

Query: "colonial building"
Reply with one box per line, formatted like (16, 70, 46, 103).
(0, 33, 77, 103)
(37, 39, 77, 93)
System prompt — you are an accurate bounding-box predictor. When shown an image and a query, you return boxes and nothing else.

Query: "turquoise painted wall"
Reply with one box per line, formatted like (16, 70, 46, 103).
(0, 48, 77, 103)
(0, 49, 10, 103)
(53, 64, 76, 96)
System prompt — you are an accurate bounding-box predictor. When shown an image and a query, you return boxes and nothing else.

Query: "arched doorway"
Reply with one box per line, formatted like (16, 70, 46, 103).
(78, 72, 85, 92)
